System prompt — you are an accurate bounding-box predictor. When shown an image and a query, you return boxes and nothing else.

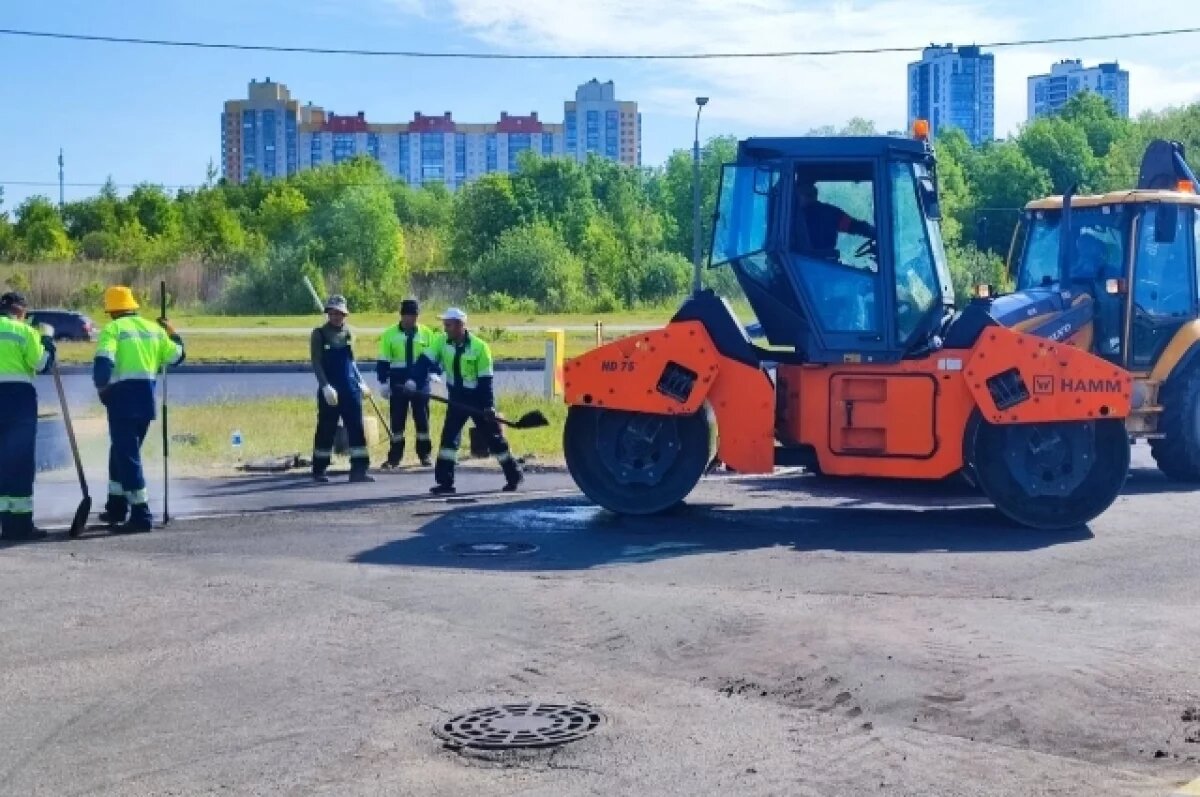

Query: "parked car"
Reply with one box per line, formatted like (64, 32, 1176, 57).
(27, 309, 98, 341)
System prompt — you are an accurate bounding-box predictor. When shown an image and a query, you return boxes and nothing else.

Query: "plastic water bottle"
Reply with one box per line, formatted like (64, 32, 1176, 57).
(231, 429, 244, 460)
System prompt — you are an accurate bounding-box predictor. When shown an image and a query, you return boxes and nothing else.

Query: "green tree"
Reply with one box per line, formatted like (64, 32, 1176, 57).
(654, 135, 738, 262)
(1059, 91, 1131, 158)
(311, 183, 406, 308)
(470, 222, 584, 311)
(125, 184, 181, 238)
(966, 142, 1051, 253)
(511, 155, 596, 247)
(451, 173, 521, 267)
(1018, 116, 1097, 193)
(14, 196, 72, 261)
(638, 251, 691, 304)
(256, 183, 310, 242)
(183, 187, 250, 267)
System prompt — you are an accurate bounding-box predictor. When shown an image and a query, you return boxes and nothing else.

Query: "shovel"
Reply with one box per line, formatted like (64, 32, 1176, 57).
(408, 389, 550, 430)
(51, 361, 91, 538)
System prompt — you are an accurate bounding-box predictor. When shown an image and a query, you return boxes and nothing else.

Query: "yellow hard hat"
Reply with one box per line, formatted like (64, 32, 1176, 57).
(103, 286, 140, 313)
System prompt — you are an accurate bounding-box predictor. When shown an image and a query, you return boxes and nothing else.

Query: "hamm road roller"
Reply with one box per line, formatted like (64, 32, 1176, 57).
(561, 129, 1132, 529)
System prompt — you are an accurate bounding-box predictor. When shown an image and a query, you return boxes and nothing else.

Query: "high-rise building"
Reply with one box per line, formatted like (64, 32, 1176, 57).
(907, 45, 995, 146)
(221, 78, 322, 183)
(564, 79, 641, 167)
(222, 79, 637, 187)
(1027, 60, 1130, 120)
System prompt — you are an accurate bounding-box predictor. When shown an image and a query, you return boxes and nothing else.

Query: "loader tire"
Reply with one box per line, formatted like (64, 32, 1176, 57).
(564, 406, 710, 516)
(1150, 365, 1200, 481)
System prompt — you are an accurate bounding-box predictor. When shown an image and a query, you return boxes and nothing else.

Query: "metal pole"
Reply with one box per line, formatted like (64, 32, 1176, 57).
(691, 97, 709, 295)
(58, 149, 65, 211)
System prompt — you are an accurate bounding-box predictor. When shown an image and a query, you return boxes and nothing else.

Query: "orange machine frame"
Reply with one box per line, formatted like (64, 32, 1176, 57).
(564, 321, 1132, 480)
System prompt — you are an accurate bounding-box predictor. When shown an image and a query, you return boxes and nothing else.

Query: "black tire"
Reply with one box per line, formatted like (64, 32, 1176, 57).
(1150, 365, 1200, 481)
(564, 406, 711, 515)
(968, 417, 1130, 530)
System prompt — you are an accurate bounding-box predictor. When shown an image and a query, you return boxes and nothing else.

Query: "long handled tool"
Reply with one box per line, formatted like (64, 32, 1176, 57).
(51, 361, 92, 538)
(160, 280, 170, 526)
(300, 276, 394, 440)
(409, 389, 550, 430)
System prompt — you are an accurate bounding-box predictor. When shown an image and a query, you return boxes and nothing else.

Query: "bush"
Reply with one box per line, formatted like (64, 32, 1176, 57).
(467, 292, 539, 315)
(223, 246, 324, 313)
(948, 244, 1009, 306)
(638, 251, 691, 305)
(469, 222, 585, 312)
(80, 230, 119, 261)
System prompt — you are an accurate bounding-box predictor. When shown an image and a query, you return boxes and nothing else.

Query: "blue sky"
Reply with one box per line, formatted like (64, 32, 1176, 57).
(2, 0, 1200, 208)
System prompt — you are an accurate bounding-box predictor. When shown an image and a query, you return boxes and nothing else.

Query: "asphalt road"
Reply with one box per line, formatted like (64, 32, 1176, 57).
(5, 451, 1200, 796)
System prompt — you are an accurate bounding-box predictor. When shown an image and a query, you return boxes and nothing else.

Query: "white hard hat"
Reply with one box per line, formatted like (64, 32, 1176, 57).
(438, 307, 467, 322)
(324, 295, 350, 315)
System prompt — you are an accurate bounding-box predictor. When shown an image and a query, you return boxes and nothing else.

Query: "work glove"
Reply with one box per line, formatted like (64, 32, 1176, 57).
(156, 317, 177, 337)
(321, 384, 339, 406)
(430, 374, 443, 384)
(403, 379, 417, 394)
(380, 384, 391, 400)
(37, 322, 55, 338)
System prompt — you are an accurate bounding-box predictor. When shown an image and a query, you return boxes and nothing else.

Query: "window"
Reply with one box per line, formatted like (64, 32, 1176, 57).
(310, 134, 323, 166)
(285, 115, 297, 175)
(1015, 206, 1127, 290)
(605, 110, 619, 159)
(711, 165, 776, 265)
(455, 133, 466, 180)
(486, 133, 498, 172)
(565, 113, 577, 152)
(790, 163, 880, 333)
(1134, 206, 1193, 318)
(420, 134, 445, 183)
(542, 134, 555, 156)
(585, 110, 599, 152)
(508, 133, 531, 171)
(261, 110, 277, 178)
(889, 161, 939, 341)
(332, 133, 355, 164)
(397, 133, 409, 180)
(367, 133, 380, 162)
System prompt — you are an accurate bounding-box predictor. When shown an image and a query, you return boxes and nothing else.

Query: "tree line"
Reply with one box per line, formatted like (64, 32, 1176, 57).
(1, 91, 1198, 312)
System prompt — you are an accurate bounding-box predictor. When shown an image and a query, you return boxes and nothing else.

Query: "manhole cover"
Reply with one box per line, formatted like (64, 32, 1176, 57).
(435, 702, 604, 750)
(440, 542, 540, 557)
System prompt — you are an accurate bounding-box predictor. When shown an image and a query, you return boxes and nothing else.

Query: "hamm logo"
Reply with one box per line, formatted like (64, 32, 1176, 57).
(1060, 378, 1124, 394)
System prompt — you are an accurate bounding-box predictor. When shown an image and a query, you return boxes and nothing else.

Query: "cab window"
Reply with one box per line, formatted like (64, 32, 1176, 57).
(889, 160, 939, 341)
(1134, 205, 1194, 318)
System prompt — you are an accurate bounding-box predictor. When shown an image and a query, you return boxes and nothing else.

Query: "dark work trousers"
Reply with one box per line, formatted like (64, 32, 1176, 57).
(387, 383, 431, 464)
(312, 389, 369, 477)
(0, 385, 37, 537)
(434, 399, 520, 488)
(107, 415, 153, 524)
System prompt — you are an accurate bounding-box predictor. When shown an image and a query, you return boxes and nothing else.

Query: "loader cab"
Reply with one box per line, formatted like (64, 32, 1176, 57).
(710, 136, 955, 364)
(1011, 196, 1200, 370)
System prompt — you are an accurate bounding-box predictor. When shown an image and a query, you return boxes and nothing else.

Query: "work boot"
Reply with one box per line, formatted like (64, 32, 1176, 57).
(99, 496, 128, 526)
(1, 513, 47, 542)
(502, 473, 525, 493)
(429, 484, 457, 496)
(418, 456, 432, 468)
(349, 472, 376, 484)
(500, 456, 523, 493)
(380, 459, 400, 470)
(313, 471, 331, 484)
(415, 439, 433, 466)
(113, 505, 153, 534)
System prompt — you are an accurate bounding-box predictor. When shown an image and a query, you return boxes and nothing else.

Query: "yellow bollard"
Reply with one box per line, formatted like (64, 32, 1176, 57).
(544, 329, 565, 398)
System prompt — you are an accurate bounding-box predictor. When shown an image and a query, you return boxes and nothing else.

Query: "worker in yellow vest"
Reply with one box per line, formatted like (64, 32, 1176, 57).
(404, 307, 522, 494)
(93, 286, 185, 533)
(376, 298, 437, 468)
(0, 292, 56, 541)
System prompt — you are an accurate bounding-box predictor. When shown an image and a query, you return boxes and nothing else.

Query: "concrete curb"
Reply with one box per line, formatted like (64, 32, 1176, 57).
(54, 360, 545, 375)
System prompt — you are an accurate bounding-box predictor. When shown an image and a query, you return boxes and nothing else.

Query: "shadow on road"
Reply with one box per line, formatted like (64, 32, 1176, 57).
(351, 494, 1094, 572)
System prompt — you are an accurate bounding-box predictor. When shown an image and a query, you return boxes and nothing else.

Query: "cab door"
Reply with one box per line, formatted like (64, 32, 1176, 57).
(1128, 205, 1197, 370)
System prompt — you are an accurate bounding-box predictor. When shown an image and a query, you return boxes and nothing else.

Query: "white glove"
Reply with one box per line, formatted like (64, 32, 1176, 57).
(321, 384, 339, 406)
(430, 374, 443, 384)
(359, 382, 372, 398)
(380, 384, 392, 400)
(403, 379, 417, 394)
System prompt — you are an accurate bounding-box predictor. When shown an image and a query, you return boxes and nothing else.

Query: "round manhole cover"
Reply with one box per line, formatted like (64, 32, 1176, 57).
(440, 542, 540, 557)
(435, 702, 604, 750)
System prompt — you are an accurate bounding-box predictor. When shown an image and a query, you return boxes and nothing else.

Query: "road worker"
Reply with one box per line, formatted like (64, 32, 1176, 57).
(94, 286, 184, 533)
(794, 178, 876, 255)
(376, 298, 437, 468)
(0, 292, 56, 541)
(310, 295, 373, 483)
(404, 307, 522, 495)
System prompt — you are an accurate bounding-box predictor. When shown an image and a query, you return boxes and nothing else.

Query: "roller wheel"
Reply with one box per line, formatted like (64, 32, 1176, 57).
(1150, 366, 1200, 481)
(564, 406, 711, 515)
(967, 417, 1129, 529)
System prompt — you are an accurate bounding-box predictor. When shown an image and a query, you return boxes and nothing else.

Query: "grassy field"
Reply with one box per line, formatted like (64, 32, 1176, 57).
(133, 393, 566, 473)
(167, 308, 685, 329)
(54, 329, 605, 365)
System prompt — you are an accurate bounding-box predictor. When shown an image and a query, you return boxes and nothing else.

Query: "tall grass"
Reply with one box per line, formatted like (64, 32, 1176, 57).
(0, 259, 225, 310)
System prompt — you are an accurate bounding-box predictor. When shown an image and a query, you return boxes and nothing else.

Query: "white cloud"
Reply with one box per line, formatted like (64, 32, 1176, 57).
(380, 0, 1200, 139)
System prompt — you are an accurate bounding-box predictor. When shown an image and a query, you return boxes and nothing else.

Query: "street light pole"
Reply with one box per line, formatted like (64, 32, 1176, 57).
(691, 96, 709, 295)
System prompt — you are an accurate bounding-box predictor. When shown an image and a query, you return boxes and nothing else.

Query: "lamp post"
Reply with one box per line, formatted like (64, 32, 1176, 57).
(691, 96, 709, 294)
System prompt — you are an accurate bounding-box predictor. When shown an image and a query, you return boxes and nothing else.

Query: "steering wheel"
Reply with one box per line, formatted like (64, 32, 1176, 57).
(854, 238, 878, 260)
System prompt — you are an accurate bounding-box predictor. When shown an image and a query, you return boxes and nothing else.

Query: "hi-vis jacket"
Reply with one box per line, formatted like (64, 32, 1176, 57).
(93, 314, 185, 418)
